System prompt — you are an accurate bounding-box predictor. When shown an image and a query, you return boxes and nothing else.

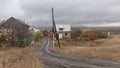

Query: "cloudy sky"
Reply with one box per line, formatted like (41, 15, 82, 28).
(0, 0, 120, 27)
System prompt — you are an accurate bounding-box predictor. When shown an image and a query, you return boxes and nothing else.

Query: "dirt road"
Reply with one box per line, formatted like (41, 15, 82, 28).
(36, 38, 120, 68)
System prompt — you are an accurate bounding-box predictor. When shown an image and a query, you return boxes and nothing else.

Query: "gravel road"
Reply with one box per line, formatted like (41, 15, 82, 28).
(36, 38, 120, 68)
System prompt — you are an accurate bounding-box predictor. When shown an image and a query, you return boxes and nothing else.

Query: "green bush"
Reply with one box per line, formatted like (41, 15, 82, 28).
(95, 31, 107, 38)
(87, 32, 97, 40)
(0, 35, 7, 44)
(71, 31, 76, 39)
(34, 31, 42, 40)
(81, 31, 107, 41)
(0, 32, 8, 49)
(81, 32, 89, 41)
(42, 30, 48, 36)
(71, 30, 107, 41)
(71, 30, 82, 39)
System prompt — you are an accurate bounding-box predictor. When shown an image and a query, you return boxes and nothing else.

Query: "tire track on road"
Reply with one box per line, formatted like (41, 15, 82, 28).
(36, 38, 120, 68)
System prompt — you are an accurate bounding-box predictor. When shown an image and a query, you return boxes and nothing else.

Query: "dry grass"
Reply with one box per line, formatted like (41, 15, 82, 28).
(53, 35, 120, 62)
(0, 42, 44, 68)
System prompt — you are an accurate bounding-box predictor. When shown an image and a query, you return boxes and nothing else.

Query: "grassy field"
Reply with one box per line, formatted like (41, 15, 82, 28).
(0, 41, 44, 68)
(53, 35, 120, 62)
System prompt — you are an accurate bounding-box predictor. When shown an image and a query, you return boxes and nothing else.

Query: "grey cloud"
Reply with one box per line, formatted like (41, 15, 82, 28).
(1, 0, 120, 27)
(0, 0, 24, 20)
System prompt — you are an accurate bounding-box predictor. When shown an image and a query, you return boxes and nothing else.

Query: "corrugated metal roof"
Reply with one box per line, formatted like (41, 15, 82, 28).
(56, 24, 71, 32)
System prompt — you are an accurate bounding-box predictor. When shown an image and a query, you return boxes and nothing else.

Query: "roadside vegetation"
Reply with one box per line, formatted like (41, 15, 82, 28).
(0, 43, 44, 68)
(0, 30, 45, 68)
(0, 17, 50, 68)
(71, 30, 108, 41)
(51, 30, 120, 62)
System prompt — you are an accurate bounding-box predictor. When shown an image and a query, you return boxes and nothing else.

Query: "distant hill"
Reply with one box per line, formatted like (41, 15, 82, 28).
(72, 27, 120, 34)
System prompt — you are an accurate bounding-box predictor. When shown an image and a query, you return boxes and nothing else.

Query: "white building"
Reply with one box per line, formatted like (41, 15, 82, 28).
(29, 27, 40, 32)
(56, 24, 71, 39)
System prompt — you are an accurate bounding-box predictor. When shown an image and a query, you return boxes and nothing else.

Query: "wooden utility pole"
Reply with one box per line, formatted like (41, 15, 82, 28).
(52, 8, 60, 48)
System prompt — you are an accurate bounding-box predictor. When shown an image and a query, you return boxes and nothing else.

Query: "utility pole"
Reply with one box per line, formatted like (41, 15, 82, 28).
(52, 8, 60, 48)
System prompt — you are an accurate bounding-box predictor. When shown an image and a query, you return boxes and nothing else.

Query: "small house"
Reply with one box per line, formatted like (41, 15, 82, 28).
(56, 24, 71, 39)
(29, 27, 40, 32)
(0, 17, 29, 32)
(0, 17, 30, 46)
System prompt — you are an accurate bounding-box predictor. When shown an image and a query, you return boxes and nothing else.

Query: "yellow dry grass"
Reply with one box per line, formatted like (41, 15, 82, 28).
(0, 43, 43, 68)
(54, 35, 120, 62)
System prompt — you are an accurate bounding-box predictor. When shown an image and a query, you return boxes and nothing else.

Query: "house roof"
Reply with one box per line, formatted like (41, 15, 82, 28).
(6, 17, 28, 26)
(56, 24, 71, 32)
(0, 17, 29, 28)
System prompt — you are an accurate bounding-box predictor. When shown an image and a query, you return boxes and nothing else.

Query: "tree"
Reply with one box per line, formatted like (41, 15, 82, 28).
(0, 17, 30, 47)
(42, 30, 48, 36)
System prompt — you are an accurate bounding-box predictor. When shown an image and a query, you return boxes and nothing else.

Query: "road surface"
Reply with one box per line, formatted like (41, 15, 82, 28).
(36, 38, 120, 68)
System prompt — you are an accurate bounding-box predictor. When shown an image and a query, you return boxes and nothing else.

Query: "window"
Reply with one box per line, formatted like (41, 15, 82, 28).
(59, 28, 63, 30)
(65, 32, 67, 36)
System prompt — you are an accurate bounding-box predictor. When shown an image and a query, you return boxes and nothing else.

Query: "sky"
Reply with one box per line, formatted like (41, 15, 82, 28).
(0, 0, 120, 27)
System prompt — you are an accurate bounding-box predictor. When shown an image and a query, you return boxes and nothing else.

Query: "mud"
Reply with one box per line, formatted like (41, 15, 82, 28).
(36, 38, 120, 68)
